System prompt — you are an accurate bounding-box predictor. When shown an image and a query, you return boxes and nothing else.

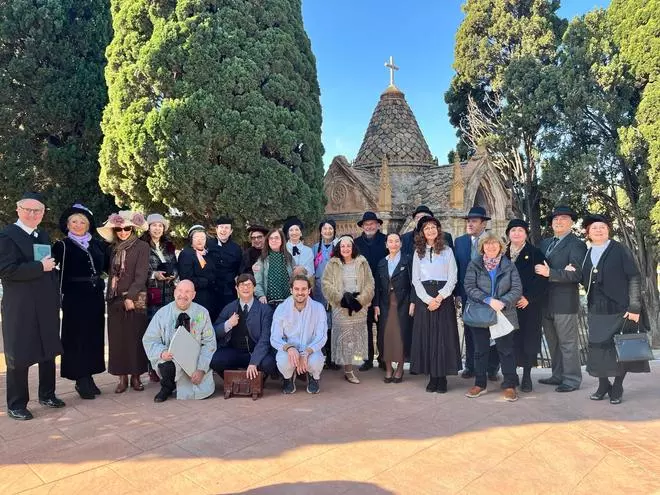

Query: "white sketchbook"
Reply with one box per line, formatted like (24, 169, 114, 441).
(489, 311, 515, 339)
(168, 326, 200, 377)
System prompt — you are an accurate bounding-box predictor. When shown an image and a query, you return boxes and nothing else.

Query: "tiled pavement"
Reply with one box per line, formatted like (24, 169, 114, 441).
(1, 358, 660, 495)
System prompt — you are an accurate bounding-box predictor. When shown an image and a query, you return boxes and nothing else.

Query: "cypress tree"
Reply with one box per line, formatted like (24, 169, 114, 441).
(0, 0, 114, 231)
(100, 0, 325, 233)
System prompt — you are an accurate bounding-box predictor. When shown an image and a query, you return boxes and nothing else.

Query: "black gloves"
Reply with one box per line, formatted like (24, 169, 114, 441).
(340, 292, 362, 316)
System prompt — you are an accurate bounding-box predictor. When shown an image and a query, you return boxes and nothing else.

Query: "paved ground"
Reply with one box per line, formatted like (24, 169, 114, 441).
(1, 354, 660, 495)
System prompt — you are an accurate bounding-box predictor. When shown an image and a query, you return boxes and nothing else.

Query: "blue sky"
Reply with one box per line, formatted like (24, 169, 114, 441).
(301, 0, 610, 168)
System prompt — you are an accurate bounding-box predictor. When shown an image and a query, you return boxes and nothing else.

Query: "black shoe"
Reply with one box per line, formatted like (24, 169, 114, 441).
(426, 377, 439, 393)
(590, 383, 611, 401)
(520, 376, 533, 393)
(539, 377, 562, 385)
(154, 388, 172, 403)
(75, 383, 96, 400)
(461, 369, 475, 379)
(282, 377, 296, 394)
(306, 374, 320, 394)
(436, 377, 448, 394)
(359, 361, 373, 372)
(7, 408, 33, 420)
(555, 384, 578, 393)
(610, 383, 623, 404)
(38, 396, 65, 408)
(90, 377, 102, 395)
(383, 375, 394, 384)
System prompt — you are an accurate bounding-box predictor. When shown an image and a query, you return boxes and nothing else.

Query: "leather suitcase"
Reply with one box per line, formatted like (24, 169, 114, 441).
(223, 370, 264, 400)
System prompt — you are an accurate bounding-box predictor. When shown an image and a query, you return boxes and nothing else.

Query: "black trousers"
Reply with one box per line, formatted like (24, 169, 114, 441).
(471, 328, 517, 388)
(366, 305, 383, 363)
(209, 347, 278, 377)
(158, 361, 176, 392)
(6, 359, 56, 410)
(464, 323, 500, 374)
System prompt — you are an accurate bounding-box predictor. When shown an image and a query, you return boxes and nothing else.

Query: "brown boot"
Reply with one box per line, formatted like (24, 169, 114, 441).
(130, 375, 144, 391)
(115, 375, 128, 394)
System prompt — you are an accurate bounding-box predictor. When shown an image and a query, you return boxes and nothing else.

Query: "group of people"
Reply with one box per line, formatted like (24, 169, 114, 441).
(0, 192, 650, 421)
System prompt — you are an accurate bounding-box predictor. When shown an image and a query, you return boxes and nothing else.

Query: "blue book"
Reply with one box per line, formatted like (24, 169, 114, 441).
(33, 243, 51, 261)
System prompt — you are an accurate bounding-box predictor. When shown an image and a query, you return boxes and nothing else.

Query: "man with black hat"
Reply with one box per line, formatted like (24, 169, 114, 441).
(207, 216, 244, 316)
(534, 205, 587, 392)
(354, 211, 388, 370)
(401, 205, 454, 258)
(0, 193, 64, 420)
(454, 206, 500, 380)
(242, 224, 269, 276)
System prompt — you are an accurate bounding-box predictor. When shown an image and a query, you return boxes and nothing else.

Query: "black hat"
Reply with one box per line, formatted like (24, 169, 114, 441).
(59, 203, 95, 234)
(549, 205, 578, 222)
(283, 216, 304, 238)
(505, 219, 529, 235)
(247, 224, 269, 236)
(416, 215, 442, 233)
(215, 216, 233, 226)
(462, 206, 491, 221)
(412, 205, 433, 217)
(357, 211, 383, 227)
(21, 191, 46, 206)
(582, 214, 611, 231)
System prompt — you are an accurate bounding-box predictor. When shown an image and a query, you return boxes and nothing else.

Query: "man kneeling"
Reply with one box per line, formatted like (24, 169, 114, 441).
(210, 273, 278, 379)
(143, 280, 217, 402)
(270, 275, 327, 394)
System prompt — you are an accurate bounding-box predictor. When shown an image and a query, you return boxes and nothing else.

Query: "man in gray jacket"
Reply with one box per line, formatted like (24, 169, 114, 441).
(535, 206, 588, 392)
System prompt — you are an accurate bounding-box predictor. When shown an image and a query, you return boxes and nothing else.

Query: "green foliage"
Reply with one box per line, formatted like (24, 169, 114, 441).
(100, 0, 325, 235)
(0, 0, 115, 233)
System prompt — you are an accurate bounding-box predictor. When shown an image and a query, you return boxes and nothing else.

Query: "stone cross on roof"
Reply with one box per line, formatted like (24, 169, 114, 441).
(384, 56, 399, 87)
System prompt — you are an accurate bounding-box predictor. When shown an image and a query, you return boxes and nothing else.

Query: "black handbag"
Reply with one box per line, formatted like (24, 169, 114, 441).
(613, 319, 654, 363)
(462, 301, 497, 328)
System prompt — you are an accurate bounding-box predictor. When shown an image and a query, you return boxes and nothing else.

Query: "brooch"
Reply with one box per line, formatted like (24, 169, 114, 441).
(593, 268, 598, 273)
(400, 266, 406, 271)
(524, 255, 529, 260)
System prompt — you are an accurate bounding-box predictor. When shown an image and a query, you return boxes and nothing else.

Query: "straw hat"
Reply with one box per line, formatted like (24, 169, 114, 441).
(97, 210, 148, 242)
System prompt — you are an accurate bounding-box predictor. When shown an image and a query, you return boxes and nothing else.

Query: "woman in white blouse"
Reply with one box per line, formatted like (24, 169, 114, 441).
(410, 216, 461, 393)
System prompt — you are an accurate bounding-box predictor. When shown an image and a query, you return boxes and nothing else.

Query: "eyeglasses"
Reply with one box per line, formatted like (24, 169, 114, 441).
(18, 205, 44, 215)
(250, 235, 264, 240)
(113, 227, 133, 233)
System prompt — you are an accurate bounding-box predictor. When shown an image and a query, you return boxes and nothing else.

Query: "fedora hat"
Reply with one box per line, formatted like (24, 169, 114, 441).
(462, 206, 491, 221)
(59, 203, 95, 234)
(505, 218, 529, 235)
(549, 205, 578, 222)
(97, 210, 148, 243)
(357, 211, 383, 227)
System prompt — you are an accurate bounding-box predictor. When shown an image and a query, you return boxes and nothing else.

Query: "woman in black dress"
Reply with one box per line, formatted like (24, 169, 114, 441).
(177, 225, 219, 321)
(52, 204, 107, 399)
(375, 233, 414, 383)
(505, 219, 548, 392)
(574, 214, 650, 404)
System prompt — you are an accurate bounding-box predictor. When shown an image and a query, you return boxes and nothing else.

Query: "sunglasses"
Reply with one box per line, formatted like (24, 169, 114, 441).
(113, 227, 133, 233)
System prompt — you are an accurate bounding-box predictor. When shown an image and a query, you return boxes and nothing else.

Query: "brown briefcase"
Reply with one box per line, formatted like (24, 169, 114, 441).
(223, 370, 264, 400)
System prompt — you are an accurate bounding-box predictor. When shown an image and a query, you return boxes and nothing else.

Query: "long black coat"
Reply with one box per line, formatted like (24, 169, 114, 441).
(506, 243, 548, 364)
(52, 237, 108, 379)
(178, 247, 219, 320)
(0, 224, 61, 368)
(375, 254, 414, 357)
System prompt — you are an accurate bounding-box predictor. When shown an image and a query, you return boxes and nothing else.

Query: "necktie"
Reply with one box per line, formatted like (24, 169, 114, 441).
(292, 245, 300, 256)
(243, 304, 249, 315)
(546, 237, 559, 255)
(176, 312, 191, 332)
(470, 237, 479, 260)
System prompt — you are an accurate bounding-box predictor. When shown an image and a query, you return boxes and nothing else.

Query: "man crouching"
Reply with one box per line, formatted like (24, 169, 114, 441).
(143, 280, 217, 402)
(270, 274, 327, 394)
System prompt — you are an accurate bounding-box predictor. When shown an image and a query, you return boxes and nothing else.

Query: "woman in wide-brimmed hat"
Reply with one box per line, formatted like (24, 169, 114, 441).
(99, 211, 150, 394)
(51, 204, 108, 399)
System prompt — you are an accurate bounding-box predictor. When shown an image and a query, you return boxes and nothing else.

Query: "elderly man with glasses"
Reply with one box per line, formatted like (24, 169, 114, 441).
(0, 192, 64, 420)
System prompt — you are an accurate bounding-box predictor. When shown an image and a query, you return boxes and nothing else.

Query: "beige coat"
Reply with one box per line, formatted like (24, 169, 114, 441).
(322, 255, 375, 308)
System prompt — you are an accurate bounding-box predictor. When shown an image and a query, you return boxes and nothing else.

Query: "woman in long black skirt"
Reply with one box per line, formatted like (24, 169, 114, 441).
(575, 214, 650, 405)
(410, 216, 461, 393)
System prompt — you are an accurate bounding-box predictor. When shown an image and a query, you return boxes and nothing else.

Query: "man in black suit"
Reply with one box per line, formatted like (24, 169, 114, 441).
(207, 216, 244, 320)
(534, 206, 587, 392)
(211, 273, 278, 378)
(401, 205, 454, 257)
(0, 193, 65, 420)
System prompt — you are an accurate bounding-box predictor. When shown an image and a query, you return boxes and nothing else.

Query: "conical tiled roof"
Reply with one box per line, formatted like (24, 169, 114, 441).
(353, 85, 434, 168)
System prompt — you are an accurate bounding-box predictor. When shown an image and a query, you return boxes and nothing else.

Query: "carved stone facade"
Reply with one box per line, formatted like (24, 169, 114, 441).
(323, 83, 511, 239)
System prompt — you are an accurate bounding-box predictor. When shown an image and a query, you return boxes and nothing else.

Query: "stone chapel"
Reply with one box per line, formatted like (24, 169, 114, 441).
(322, 59, 511, 239)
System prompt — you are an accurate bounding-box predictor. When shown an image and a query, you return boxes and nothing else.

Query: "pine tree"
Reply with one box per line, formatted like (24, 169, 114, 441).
(0, 0, 115, 232)
(100, 0, 325, 234)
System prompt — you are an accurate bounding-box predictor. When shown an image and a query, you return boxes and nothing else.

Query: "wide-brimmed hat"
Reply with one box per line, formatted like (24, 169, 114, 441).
(416, 216, 442, 233)
(146, 213, 169, 231)
(247, 224, 269, 236)
(505, 218, 529, 235)
(357, 211, 383, 227)
(462, 206, 491, 221)
(97, 211, 148, 242)
(582, 214, 611, 231)
(59, 203, 95, 234)
(549, 205, 578, 222)
(412, 205, 433, 217)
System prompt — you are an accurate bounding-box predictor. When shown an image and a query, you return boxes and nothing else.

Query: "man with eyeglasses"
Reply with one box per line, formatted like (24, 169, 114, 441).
(0, 192, 65, 420)
(242, 225, 269, 276)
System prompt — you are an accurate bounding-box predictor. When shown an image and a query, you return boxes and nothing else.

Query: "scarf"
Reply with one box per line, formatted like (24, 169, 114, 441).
(109, 233, 138, 299)
(266, 251, 290, 302)
(195, 248, 207, 268)
(314, 242, 333, 269)
(508, 243, 524, 263)
(483, 253, 503, 272)
(68, 231, 92, 249)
